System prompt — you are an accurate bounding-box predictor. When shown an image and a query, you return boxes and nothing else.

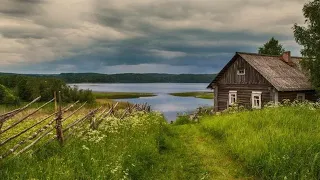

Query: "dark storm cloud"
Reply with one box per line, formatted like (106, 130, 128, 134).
(0, 0, 308, 73)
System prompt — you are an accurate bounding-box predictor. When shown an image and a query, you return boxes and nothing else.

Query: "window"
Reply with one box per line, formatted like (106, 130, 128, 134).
(297, 93, 305, 102)
(229, 91, 237, 105)
(252, 91, 262, 109)
(237, 69, 245, 75)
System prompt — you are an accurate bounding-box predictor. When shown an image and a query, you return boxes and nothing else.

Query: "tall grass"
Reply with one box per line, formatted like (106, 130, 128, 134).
(0, 112, 166, 179)
(201, 105, 320, 179)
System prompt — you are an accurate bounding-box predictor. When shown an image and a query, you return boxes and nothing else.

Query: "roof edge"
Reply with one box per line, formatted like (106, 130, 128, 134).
(236, 52, 302, 59)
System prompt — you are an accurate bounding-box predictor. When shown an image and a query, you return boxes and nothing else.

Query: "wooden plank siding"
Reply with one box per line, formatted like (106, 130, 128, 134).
(216, 56, 274, 111)
(218, 57, 270, 85)
(217, 84, 272, 111)
(278, 91, 317, 102)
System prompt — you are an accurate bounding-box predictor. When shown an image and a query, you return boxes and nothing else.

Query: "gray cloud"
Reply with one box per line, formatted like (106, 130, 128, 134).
(0, 0, 309, 73)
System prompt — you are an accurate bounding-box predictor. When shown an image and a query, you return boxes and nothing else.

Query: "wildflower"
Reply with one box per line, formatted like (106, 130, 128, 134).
(82, 145, 90, 151)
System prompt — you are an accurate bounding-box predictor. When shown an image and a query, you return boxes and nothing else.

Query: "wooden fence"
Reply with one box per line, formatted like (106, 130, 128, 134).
(0, 92, 151, 160)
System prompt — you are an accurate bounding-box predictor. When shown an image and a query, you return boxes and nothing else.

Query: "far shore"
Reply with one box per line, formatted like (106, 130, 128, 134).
(93, 91, 156, 99)
(169, 92, 214, 99)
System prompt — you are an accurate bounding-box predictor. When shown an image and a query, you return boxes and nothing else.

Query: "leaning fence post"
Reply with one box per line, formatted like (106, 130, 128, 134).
(55, 91, 64, 145)
(90, 113, 96, 129)
(127, 102, 132, 113)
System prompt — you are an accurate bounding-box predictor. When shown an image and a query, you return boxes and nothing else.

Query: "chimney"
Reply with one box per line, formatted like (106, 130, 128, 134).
(280, 51, 293, 65)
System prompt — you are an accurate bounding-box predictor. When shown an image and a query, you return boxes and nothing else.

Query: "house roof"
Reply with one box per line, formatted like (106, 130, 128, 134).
(207, 52, 314, 91)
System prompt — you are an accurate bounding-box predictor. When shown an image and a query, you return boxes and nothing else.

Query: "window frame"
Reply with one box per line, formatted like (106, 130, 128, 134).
(297, 93, 305, 102)
(251, 91, 262, 109)
(237, 69, 245, 75)
(229, 90, 237, 106)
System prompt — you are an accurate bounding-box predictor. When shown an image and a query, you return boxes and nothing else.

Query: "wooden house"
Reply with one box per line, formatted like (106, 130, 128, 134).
(207, 51, 317, 112)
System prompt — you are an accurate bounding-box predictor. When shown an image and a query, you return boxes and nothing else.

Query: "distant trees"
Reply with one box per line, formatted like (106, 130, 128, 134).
(0, 75, 95, 104)
(293, 0, 320, 92)
(258, 37, 285, 55)
(0, 84, 20, 105)
(56, 73, 216, 83)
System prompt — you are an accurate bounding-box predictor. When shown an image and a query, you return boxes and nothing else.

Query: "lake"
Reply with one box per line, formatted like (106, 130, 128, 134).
(68, 83, 213, 121)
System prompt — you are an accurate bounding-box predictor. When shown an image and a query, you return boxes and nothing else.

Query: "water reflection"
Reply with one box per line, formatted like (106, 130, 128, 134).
(116, 94, 212, 121)
(69, 83, 213, 121)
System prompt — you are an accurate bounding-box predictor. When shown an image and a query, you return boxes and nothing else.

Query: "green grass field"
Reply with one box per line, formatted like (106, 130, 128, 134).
(1, 102, 320, 179)
(200, 105, 320, 180)
(93, 91, 156, 99)
(169, 92, 213, 99)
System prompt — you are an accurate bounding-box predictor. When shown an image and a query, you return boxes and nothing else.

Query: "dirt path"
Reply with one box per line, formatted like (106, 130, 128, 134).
(170, 124, 255, 180)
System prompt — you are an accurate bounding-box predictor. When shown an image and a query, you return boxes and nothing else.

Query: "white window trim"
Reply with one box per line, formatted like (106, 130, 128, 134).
(297, 93, 305, 101)
(252, 91, 262, 109)
(229, 91, 237, 106)
(237, 69, 245, 75)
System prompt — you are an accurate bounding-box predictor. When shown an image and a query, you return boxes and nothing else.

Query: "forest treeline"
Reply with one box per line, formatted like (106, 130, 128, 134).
(31, 73, 217, 83)
(0, 74, 95, 105)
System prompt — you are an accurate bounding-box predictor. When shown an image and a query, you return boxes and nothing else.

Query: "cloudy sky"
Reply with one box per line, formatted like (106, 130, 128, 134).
(0, 0, 308, 74)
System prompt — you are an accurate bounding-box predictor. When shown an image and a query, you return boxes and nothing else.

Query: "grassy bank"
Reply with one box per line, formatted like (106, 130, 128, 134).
(0, 112, 165, 179)
(169, 92, 213, 99)
(93, 91, 156, 99)
(2, 100, 320, 179)
(200, 105, 320, 180)
(0, 109, 252, 180)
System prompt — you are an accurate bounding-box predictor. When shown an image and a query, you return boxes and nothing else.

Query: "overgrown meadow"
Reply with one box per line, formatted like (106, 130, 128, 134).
(1, 100, 320, 180)
(200, 101, 320, 180)
(0, 111, 167, 179)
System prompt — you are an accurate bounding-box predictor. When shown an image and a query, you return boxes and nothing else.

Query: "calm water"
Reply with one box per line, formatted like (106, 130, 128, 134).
(68, 83, 213, 121)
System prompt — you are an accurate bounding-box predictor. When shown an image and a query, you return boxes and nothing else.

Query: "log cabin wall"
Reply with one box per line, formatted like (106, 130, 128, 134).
(278, 90, 317, 102)
(216, 56, 274, 111)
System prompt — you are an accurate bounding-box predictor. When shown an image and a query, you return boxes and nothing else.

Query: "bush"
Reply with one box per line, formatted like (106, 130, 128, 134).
(0, 84, 20, 105)
(0, 75, 95, 103)
(174, 114, 192, 125)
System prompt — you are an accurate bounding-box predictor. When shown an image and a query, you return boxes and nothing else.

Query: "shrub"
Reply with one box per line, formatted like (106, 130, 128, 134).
(174, 114, 192, 125)
(0, 84, 20, 105)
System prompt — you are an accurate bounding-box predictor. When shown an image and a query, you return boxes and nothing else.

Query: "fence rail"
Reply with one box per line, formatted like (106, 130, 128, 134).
(0, 93, 151, 160)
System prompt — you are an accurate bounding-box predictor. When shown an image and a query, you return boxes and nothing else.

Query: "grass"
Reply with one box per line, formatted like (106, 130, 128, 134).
(2, 100, 320, 179)
(0, 109, 251, 180)
(200, 105, 320, 180)
(159, 124, 252, 179)
(169, 92, 214, 99)
(0, 112, 165, 179)
(93, 91, 156, 99)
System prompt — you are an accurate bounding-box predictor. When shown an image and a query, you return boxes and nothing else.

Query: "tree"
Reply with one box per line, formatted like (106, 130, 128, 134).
(293, 0, 320, 92)
(258, 37, 285, 55)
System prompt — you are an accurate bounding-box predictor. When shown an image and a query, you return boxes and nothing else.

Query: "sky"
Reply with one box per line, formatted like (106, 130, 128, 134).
(0, 0, 309, 74)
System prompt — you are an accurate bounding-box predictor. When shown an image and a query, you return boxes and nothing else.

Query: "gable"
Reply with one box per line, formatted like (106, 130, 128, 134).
(217, 56, 270, 85)
(208, 52, 314, 91)
(207, 53, 270, 88)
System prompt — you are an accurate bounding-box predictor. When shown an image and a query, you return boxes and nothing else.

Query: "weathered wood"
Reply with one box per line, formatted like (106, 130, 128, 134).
(61, 102, 87, 123)
(15, 127, 54, 156)
(0, 101, 80, 147)
(278, 90, 317, 102)
(62, 100, 79, 113)
(0, 112, 57, 147)
(63, 107, 101, 133)
(218, 56, 270, 85)
(0, 98, 55, 135)
(0, 102, 77, 159)
(0, 96, 41, 119)
(95, 102, 119, 128)
(0, 96, 42, 129)
(55, 91, 64, 145)
(120, 107, 130, 119)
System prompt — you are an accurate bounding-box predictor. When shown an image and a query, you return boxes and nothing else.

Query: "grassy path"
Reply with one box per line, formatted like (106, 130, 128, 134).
(164, 124, 254, 180)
